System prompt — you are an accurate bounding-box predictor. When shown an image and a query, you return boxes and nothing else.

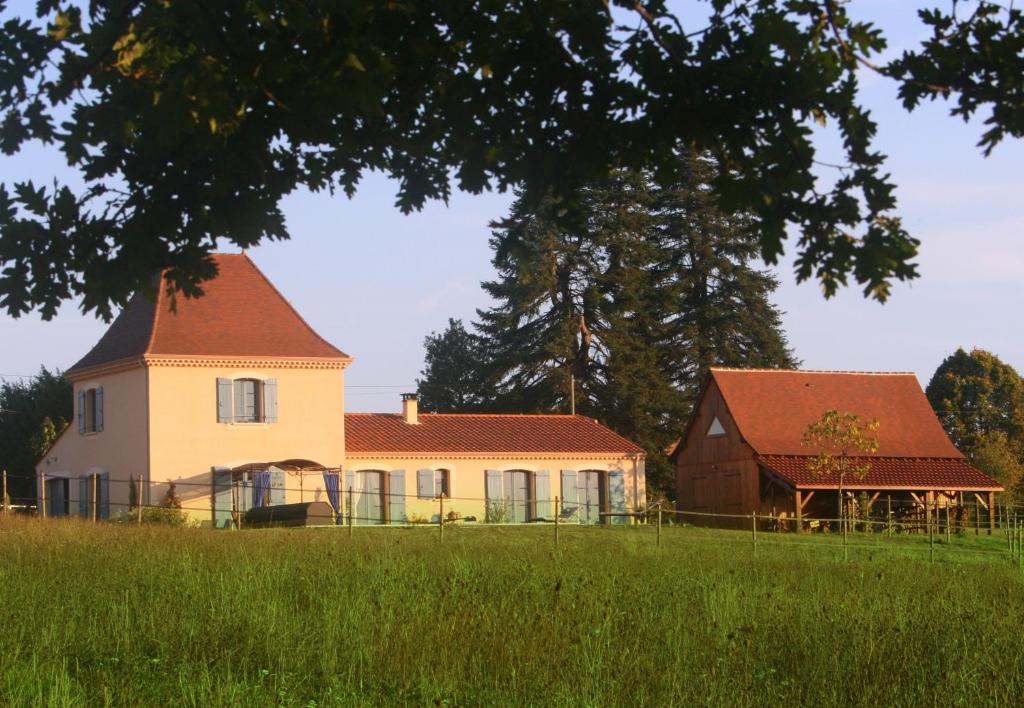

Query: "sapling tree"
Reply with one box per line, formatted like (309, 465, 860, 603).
(801, 410, 880, 529)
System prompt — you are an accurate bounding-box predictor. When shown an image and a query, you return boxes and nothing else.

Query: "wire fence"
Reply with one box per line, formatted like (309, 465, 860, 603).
(6, 468, 1024, 570)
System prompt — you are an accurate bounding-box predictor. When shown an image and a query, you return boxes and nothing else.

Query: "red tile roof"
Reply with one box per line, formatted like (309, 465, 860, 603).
(709, 368, 963, 458)
(759, 455, 1002, 491)
(69, 254, 348, 373)
(345, 414, 646, 455)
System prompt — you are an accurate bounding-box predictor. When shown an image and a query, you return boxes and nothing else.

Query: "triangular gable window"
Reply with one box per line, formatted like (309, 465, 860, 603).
(707, 416, 726, 437)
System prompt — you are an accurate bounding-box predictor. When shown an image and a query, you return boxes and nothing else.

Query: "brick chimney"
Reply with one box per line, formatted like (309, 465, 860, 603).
(401, 393, 419, 425)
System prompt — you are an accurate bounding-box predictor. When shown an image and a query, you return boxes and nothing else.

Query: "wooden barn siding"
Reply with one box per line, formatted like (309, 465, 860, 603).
(676, 381, 789, 524)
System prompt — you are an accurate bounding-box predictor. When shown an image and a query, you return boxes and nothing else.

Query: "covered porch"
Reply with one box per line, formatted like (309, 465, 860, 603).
(757, 456, 1003, 534)
(214, 459, 344, 528)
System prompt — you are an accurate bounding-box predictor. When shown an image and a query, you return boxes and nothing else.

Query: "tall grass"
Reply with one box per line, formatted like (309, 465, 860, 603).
(1, 517, 1022, 706)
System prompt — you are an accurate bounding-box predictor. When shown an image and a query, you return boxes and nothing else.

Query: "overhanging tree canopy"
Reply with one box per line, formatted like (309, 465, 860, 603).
(1, 1, 1022, 318)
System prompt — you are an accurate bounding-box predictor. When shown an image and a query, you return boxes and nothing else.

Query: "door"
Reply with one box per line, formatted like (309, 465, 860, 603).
(578, 471, 604, 525)
(503, 470, 531, 523)
(47, 478, 69, 517)
(356, 471, 384, 525)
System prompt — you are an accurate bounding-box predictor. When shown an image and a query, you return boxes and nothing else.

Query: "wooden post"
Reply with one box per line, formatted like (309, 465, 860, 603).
(439, 494, 444, 542)
(657, 502, 662, 549)
(988, 492, 996, 534)
(794, 490, 803, 534)
(974, 499, 979, 536)
(887, 495, 892, 538)
(91, 473, 97, 523)
(348, 486, 354, 538)
(40, 472, 46, 520)
(751, 512, 758, 555)
(137, 477, 143, 525)
(1007, 505, 1013, 553)
(2, 469, 7, 516)
(924, 491, 932, 534)
(555, 496, 560, 549)
(843, 509, 849, 561)
(945, 504, 951, 544)
(929, 509, 935, 563)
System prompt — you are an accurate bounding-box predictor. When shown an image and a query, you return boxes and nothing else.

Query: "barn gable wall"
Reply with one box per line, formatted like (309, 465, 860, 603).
(675, 380, 771, 519)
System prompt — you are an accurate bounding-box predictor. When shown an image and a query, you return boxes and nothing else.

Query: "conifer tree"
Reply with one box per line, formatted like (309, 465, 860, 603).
(422, 153, 798, 495)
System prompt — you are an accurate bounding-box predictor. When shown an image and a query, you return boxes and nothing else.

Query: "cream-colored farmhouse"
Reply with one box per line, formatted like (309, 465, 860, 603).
(37, 254, 645, 526)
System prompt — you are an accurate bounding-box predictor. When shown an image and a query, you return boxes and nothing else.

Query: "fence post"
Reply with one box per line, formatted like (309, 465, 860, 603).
(657, 503, 662, 549)
(439, 494, 444, 543)
(751, 512, 757, 555)
(929, 512, 935, 564)
(91, 473, 97, 523)
(348, 486, 354, 538)
(40, 471, 46, 520)
(946, 505, 951, 543)
(1006, 505, 1012, 552)
(886, 495, 892, 538)
(843, 510, 849, 561)
(554, 496, 560, 549)
(2, 469, 7, 516)
(137, 477, 143, 525)
(974, 500, 979, 536)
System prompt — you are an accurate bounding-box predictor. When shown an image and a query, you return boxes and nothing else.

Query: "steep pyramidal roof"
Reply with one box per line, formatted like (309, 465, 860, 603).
(69, 253, 348, 374)
(345, 414, 646, 455)
(708, 368, 963, 458)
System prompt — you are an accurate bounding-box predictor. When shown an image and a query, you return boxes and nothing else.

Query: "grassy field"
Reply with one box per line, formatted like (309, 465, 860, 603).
(2, 518, 1023, 707)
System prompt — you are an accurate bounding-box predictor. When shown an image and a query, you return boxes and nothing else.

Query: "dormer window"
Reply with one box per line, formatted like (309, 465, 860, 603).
(78, 386, 103, 434)
(217, 377, 278, 424)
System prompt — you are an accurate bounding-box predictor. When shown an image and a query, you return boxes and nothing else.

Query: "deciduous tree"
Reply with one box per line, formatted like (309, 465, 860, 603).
(801, 409, 880, 525)
(0, 368, 71, 503)
(4, 1, 1024, 317)
(925, 348, 1024, 455)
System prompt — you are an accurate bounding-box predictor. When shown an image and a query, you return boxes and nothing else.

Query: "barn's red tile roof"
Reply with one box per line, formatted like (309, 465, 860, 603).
(759, 455, 1002, 491)
(709, 368, 963, 458)
(345, 414, 645, 455)
(68, 254, 348, 374)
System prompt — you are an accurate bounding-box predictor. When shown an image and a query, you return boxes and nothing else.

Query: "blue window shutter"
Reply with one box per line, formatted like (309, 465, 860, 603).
(560, 470, 578, 511)
(78, 476, 89, 517)
(485, 469, 503, 522)
(99, 472, 109, 519)
(269, 467, 286, 505)
(608, 470, 626, 525)
(212, 467, 233, 528)
(534, 470, 551, 519)
(344, 470, 355, 522)
(417, 469, 434, 499)
(95, 387, 104, 432)
(388, 470, 406, 524)
(217, 378, 232, 423)
(78, 390, 86, 433)
(233, 381, 245, 422)
(264, 379, 278, 422)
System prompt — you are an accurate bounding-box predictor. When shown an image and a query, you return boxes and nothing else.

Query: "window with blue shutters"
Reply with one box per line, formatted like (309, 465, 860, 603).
(78, 471, 109, 519)
(417, 469, 449, 499)
(388, 470, 406, 524)
(78, 386, 103, 434)
(216, 377, 279, 423)
(608, 470, 627, 525)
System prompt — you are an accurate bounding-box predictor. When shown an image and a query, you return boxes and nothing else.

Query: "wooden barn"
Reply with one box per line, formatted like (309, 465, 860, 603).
(672, 368, 1003, 530)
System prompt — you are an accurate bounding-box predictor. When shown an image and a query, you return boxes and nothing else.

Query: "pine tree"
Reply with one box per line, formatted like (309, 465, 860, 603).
(416, 319, 491, 412)
(422, 153, 798, 496)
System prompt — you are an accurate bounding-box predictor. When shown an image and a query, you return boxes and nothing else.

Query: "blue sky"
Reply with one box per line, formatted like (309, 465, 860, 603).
(1, 2, 1021, 412)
